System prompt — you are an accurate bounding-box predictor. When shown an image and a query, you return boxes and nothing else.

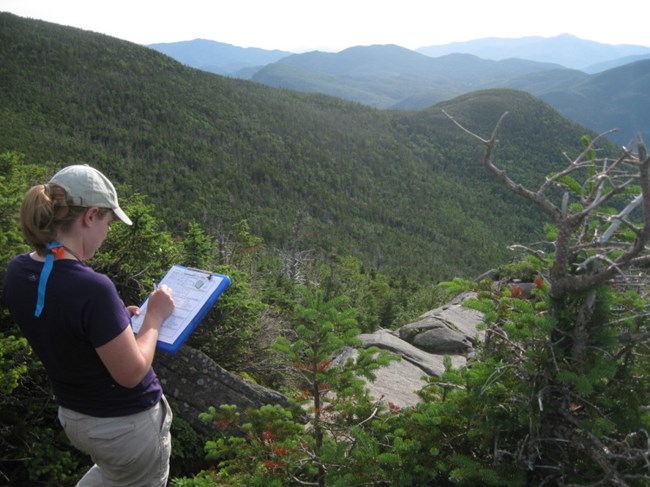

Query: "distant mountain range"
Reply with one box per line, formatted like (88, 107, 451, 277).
(416, 34, 650, 73)
(149, 34, 650, 75)
(250, 46, 563, 109)
(148, 39, 292, 77)
(148, 36, 650, 145)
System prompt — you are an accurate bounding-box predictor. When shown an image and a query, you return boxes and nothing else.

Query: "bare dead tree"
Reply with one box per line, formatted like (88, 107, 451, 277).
(278, 248, 316, 285)
(444, 110, 650, 486)
(444, 110, 650, 298)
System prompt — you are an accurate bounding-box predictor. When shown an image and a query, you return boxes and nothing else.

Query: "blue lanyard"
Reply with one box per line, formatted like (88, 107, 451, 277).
(34, 241, 64, 317)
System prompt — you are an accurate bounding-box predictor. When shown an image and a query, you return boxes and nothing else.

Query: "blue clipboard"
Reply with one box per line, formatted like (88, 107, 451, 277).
(131, 265, 231, 354)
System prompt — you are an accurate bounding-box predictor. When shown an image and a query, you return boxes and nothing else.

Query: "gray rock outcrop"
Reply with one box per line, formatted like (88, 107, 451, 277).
(341, 291, 484, 408)
(332, 346, 432, 408)
(154, 345, 289, 434)
(398, 292, 485, 355)
(358, 329, 467, 377)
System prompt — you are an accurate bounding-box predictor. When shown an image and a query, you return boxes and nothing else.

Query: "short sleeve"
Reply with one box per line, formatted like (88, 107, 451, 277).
(81, 273, 131, 348)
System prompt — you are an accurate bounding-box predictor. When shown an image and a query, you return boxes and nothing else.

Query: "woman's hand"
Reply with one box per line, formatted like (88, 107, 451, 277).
(126, 305, 141, 317)
(146, 284, 175, 324)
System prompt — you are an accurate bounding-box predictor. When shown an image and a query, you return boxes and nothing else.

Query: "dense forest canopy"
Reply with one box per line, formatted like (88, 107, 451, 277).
(0, 12, 609, 283)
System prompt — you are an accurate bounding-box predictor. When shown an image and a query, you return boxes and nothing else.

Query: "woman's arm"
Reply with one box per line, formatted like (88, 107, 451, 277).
(96, 285, 174, 388)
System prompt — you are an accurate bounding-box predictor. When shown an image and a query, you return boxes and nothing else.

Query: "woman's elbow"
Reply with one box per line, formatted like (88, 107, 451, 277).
(115, 375, 145, 389)
(110, 362, 150, 388)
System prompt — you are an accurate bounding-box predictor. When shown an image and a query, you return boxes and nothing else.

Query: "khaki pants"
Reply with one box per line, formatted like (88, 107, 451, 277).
(58, 395, 173, 487)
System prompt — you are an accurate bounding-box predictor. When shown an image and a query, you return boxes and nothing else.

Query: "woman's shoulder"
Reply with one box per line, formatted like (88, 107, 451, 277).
(7, 252, 35, 266)
(60, 265, 128, 316)
(5, 252, 39, 278)
(71, 263, 116, 288)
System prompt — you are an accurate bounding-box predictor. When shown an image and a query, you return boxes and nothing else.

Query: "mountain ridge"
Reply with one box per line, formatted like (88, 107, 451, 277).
(146, 36, 649, 145)
(251, 46, 565, 109)
(147, 34, 650, 76)
(416, 33, 650, 71)
(148, 38, 292, 76)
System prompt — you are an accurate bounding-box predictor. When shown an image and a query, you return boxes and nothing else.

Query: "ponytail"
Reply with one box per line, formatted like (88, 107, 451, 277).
(20, 184, 85, 255)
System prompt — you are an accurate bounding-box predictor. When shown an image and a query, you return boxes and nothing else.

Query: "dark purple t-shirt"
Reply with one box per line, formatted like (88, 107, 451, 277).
(3, 253, 162, 417)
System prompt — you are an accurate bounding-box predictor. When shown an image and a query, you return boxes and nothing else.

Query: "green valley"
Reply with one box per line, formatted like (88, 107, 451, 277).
(0, 12, 607, 284)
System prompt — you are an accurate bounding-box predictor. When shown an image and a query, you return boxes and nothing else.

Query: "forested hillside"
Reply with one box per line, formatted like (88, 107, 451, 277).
(0, 12, 605, 283)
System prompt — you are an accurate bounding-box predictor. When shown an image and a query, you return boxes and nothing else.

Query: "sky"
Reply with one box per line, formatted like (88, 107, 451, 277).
(2, 0, 649, 52)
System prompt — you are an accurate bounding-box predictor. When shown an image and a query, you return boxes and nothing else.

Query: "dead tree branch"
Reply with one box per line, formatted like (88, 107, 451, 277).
(443, 110, 650, 298)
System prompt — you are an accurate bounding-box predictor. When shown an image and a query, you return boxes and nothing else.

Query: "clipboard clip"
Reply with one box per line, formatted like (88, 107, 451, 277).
(186, 267, 213, 279)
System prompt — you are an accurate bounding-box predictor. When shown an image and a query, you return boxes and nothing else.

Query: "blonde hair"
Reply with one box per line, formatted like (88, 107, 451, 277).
(20, 183, 111, 255)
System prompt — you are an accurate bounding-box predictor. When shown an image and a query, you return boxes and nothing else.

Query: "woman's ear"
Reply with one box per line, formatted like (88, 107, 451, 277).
(82, 207, 100, 226)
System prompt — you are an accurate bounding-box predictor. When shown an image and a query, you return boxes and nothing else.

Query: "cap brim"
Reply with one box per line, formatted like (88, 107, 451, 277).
(113, 207, 133, 226)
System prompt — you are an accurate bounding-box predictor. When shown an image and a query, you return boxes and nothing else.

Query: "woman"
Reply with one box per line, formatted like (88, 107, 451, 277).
(3, 164, 175, 486)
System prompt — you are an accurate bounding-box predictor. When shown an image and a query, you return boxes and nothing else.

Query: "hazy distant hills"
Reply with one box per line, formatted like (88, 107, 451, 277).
(147, 34, 650, 77)
(416, 34, 650, 72)
(251, 45, 563, 108)
(148, 36, 650, 145)
(148, 38, 292, 76)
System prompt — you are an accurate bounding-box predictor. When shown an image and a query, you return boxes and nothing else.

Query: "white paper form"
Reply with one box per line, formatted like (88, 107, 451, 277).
(131, 266, 225, 346)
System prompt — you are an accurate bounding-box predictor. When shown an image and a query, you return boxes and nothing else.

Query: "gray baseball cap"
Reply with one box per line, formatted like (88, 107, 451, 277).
(49, 164, 133, 225)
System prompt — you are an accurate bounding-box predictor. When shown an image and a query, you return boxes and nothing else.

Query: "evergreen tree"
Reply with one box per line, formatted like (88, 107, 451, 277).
(194, 286, 397, 486)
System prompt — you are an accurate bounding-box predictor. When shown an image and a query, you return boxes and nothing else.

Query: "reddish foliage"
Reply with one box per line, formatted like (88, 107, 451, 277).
(263, 460, 284, 471)
(261, 430, 276, 443)
(510, 286, 523, 298)
(295, 390, 312, 401)
(316, 359, 332, 372)
(387, 402, 402, 412)
(273, 446, 291, 456)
